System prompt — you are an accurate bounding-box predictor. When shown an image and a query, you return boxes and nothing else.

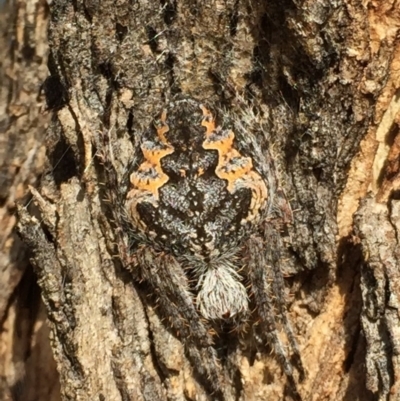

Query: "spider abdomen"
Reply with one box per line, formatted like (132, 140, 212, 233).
(127, 99, 268, 256)
(126, 98, 269, 320)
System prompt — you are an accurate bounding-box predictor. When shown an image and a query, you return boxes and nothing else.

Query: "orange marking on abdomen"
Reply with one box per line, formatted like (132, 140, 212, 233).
(203, 129, 253, 192)
(157, 110, 170, 143)
(201, 106, 268, 221)
(129, 110, 174, 200)
(200, 105, 216, 135)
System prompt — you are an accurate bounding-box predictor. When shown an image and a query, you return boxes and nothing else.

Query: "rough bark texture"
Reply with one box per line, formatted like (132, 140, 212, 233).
(0, 0, 60, 400)
(1, 0, 400, 400)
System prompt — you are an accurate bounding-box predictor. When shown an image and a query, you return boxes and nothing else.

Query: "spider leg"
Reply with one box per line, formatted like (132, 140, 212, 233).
(136, 246, 228, 399)
(246, 234, 303, 401)
(263, 223, 306, 381)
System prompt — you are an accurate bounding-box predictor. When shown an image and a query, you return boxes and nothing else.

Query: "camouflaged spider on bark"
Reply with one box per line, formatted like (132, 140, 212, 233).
(118, 97, 304, 399)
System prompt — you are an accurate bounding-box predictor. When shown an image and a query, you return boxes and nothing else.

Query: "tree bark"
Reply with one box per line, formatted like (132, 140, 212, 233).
(0, 1, 60, 400)
(1, 0, 400, 400)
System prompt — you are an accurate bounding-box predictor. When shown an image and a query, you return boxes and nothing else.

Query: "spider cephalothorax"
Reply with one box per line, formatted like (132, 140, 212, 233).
(126, 98, 271, 320)
(120, 97, 303, 399)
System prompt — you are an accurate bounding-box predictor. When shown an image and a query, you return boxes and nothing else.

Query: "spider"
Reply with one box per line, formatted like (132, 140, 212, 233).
(113, 97, 304, 399)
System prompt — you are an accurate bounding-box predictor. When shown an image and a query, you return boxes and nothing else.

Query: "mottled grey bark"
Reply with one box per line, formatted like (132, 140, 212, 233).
(0, 0, 60, 400)
(1, 0, 399, 400)
(354, 196, 400, 400)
